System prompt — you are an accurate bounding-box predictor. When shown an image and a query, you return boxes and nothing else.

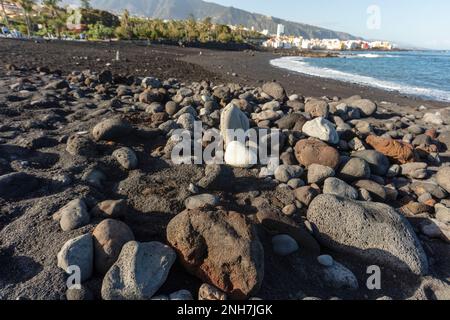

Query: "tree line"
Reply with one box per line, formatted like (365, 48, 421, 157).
(0, 0, 265, 42)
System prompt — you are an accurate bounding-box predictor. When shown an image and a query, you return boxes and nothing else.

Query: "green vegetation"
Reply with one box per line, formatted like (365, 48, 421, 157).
(1, 1, 264, 43)
(112, 10, 262, 43)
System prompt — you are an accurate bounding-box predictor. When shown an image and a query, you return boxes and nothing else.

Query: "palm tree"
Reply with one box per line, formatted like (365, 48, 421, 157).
(13, 0, 34, 37)
(42, 0, 61, 37)
(43, 0, 60, 17)
(1, 0, 9, 26)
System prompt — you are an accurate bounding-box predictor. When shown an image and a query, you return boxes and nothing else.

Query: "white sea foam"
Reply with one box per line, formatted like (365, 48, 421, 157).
(341, 53, 399, 59)
(270, 56, 450, 102)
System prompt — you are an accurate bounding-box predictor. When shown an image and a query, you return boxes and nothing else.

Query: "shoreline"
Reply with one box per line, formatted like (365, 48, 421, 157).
(1, 37, 449, 300)
(0, 38, 448, 111)
(182, 48, 449, 111)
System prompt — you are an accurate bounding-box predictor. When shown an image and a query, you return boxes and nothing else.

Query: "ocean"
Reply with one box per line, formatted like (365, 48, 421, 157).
(270, 51, 450, 102)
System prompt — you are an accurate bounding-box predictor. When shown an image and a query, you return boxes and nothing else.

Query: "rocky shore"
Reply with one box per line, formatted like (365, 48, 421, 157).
(1, 39, 450, 301)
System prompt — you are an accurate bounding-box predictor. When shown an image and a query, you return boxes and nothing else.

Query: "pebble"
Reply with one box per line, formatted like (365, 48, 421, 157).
(113, 147, 138, 170)
(92, 118, 133, 141)
(323, 177, 358, 200)
(322, 261, 359, 290)
(435, 204, 450, 224)
(82, 168, 106, 188)
(66, 286, 94, 301)
(91, 199, 128, 218)
(317, 255, 334, 267)
(339, 158, 371, 181)
(307, 164, 335, 184)
(54, 199, 90, 232)
(198, 283, 227, 300)
(185, 194, 219, 209)
(274, 165, 303, 183)
(272, 234, 299, 256)
(436, 167, 450, 194)
(220, 103, 250, 146)
(169, 290, 193, 301)
(353, 150, 390, 176)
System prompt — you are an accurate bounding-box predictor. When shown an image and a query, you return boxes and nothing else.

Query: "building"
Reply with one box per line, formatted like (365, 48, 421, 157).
(261, 30, 394, 52)
(369, 41, 394, 50)
(276, 24, 285, 38)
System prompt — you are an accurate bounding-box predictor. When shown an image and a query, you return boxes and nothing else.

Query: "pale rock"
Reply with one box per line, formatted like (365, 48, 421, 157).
(198, 283, 227, 300)
(308, 164, 335, 184)
(185, 194, 219, 210)
(423, 112, 444, 125)
(220, 103, 250, 146)
(274, 165, 303, 183)
(57, 234, 93, 282)
(101, 241, 176, 300)
(435, 204, 450, 224)
(302, 117, 339, 144)
(225, 141, 257, 168)
(113, 147, 138, 170)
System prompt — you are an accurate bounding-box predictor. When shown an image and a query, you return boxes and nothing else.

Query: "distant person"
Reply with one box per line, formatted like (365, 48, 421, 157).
(1, 25, 9, 35)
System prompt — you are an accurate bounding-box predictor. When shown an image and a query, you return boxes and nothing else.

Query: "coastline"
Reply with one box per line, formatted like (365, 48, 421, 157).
(1, 37, 449, 300)
(182, 49, 449, 111)
(1, 38, 448, 111)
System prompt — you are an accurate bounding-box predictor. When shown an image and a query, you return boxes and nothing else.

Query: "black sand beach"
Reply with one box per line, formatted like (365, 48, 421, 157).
(0, 38, 449, 301)
(1, 39, 448, 110)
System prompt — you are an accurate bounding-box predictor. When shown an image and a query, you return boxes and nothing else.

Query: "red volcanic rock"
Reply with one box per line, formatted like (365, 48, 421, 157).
(366, 135, 416, 164)
(166, 208, 264, 300)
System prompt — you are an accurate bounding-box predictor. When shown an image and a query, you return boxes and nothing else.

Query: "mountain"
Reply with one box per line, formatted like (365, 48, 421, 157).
(63, 0, 360, 40)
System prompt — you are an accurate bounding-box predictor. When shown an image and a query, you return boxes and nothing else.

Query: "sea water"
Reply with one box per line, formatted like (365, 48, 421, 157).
(271, 50, 450, 102)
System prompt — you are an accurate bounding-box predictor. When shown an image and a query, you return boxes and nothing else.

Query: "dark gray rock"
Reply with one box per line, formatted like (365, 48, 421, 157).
(307, 194, 428, 275)
(353, 150, 390, 176)
(0, 172, 39, 199)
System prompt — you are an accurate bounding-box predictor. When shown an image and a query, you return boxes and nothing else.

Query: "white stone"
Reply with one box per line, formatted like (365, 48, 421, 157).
(423, 112, 444, 125)
(220, 103, 249, 147)
(302, 117, 339, 144)
(224, 141, 257, 168)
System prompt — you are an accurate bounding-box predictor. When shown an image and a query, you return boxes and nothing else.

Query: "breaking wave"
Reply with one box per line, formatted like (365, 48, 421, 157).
(270, 56, 450, 102)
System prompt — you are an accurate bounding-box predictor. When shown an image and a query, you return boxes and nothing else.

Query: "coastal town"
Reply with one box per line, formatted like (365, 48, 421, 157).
(261, 24, 395, 50)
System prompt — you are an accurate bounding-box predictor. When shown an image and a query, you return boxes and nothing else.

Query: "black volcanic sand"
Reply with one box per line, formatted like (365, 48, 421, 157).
(1, 38, 448, 110)
(0, 38, 449, 301)
(183, 49, 449, 111)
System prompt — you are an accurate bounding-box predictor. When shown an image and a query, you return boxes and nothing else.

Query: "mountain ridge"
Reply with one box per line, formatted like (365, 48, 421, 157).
(63, 0, 361, 40)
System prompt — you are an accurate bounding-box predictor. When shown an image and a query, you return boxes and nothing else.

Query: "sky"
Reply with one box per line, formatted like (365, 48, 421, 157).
(208, 0, 450, 50)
